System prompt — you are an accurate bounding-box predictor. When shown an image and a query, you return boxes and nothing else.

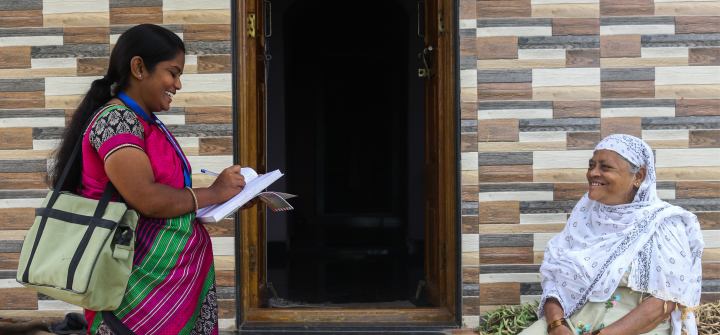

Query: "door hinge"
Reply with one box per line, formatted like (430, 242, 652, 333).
(440, 243, 446, 270)
(247, 13, 256, 38)
(250, 245, 257, 272)
(438, 11, 445, 34)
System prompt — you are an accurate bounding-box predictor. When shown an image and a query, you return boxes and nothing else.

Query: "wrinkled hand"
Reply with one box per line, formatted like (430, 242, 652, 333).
(208, 165, 246, 203)
(550, 325, 574, 335)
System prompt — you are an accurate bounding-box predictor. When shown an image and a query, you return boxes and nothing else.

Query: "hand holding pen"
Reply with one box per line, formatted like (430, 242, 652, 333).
(205, 166, 246, 204)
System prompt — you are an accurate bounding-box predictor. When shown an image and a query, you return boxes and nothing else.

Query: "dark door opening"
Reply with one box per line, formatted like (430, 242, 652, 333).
(263, 0, 428, 306)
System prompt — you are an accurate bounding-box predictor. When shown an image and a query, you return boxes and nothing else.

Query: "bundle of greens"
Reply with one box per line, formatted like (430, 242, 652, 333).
(475, 301, 539, 335)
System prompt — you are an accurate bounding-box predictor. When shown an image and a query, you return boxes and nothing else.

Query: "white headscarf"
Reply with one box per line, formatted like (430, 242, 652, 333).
(538, 134, 705, 335)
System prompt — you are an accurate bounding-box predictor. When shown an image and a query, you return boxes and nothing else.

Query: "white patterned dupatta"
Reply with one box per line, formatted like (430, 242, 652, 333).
(538, 134, 705, 335)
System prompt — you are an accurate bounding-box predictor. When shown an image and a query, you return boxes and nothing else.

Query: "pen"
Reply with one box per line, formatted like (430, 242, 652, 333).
(200, 169, 219, 177)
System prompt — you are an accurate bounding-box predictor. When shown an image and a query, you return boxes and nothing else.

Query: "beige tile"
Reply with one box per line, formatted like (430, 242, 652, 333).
(600, 57, 688, 67)
(533, 168, 588, 182)
(477, 58, 565, 69)
(532, 4, 600, 17)
(461, 87, 477, 102)
(462, 251, 480, 266)
(0, 67, 76, 78)
(163, 9, 231, 24)
(43, 13, 109, 27)
(0, 150, 52, 159)
(172, 92, 232, 107)
(477, 223, 565, 234)
(656, 167, 720, 180)
(477, 141, 567, 151)
(532, 86, 601, 100)
(644, 139, 689, 149)
(702, 248, 720, 262)
(214, 255, 235, 270)
(656, 2, 720, 16)
(0, 230, 26, 239)
(462, 170, 479, 185)
(655, 85, 720, 99)
(45, 95, 83, 109)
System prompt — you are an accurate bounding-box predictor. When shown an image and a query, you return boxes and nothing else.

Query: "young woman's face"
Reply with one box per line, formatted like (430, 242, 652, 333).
(140, 52, 184, 112)
(586, 150, 638, 206)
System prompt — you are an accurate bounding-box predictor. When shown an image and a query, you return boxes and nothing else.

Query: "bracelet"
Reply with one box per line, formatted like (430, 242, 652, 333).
(547, 318, 567, 333)
(185, 186, 198, 212)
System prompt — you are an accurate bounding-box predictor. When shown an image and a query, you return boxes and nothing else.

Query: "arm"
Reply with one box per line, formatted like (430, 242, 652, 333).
(544, 298, 574, 335)
(599, 297, 675, 335)
(105, 147, 247, 218)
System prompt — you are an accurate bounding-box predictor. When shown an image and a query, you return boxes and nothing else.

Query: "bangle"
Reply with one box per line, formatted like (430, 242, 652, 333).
(547, 318, 567, 333)
(185, 186, 198, 212)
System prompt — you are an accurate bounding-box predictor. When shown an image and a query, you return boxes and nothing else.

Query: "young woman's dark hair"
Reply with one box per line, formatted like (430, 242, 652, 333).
(48, 24, 185, 192)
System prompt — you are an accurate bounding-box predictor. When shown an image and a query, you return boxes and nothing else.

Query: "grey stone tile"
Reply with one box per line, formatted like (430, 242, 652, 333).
(463, 283, 479, 296)
(0, 189, 49, 199)
(478, 100, 553, 110)
(478, 152, 533, 166)
(602, 99, 674, 108)
(460, 55, 477, 70)
(477, 18, 551, 28)
(0, 270, 17, 279)
(31, 44, 110, 59)
(480, 264, 541, 274)
(478, 69, 532, 83)
(0, 0, 42, 11)
(519, 118, 600, 132)
(0, 78, 44, 92)
(519, 35, 600, 50)
(185, 41, 231, 55)
(657, 181, 675, 190)
(0, 27, 62, 38)
(156, 106, 185, 115)
(668, 198, 720, 212)
(642, 33, 720, 48)
(601, 68, 654, 82)
(520, 200, 577, 214)
(110, 24, 184, 35)
(702, 279, 720, 292)
(0, 159, 47, 173)
(462, 201, 479, 215)
(33, 127, 64, 140)
(480, 234, 533, 248)
(520, 282, 542, 295)
(217, 286, 236, 300)
(0, 240, 23, 253)
(110, 0, 163, 8)
(478, 183, 553, 193)
(642, 116, 720, 130)
(0, 108, 64, 118)
(600, 16, 674, 26)
(459, 29, 475, 38)
(461, 119, 478, 133)
(165, 124, 232, 137)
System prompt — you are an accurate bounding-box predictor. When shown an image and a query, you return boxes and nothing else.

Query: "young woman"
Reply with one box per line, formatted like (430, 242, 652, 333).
(520, 134, 704, 335)
(48, 24, 251, 334)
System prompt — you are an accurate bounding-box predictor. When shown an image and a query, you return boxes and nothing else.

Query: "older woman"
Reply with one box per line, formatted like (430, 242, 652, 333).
(519, 134, 704, 335)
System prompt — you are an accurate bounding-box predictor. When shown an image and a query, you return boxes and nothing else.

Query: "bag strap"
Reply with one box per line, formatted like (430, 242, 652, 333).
(102, 311, 137, 335)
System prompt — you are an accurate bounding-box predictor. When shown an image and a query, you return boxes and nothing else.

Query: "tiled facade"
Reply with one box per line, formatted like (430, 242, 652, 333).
(460, 0, 720, 329)
(0, 0, 236, 329)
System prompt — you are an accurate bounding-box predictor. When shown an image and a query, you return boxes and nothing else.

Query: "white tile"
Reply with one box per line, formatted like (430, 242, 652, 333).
(655, 0, 716, 2)
(703, 231, 720, 248)
(110, 34, 120, 44)
(32, 58, 77, 69)
(641, 47, 689, 58)
(521, 295, 542, 305)
(657, 189, 676, 200)
(0, 36, 63, 47)
(460, 19, 477, 29)
(461, 70, 477, 88)
(218, 318, 235, 330)
(655, 66, 720, 85)
(532, 0, 597, 3)
(532, 68, 601, 87)
(163, 0, 231, 11)
(180, 74, 232, 93)
(462, 234, 479, 252)
(600, 25, 675, 36)
(520, 213, 569, 224)
(477, 27, 552, 37)
(211, 237, 234, 256)
(38, 300, 82, 311)
(187, 155, 233, 174)
(185, 54, 198, 66)
(519, 131, 566, 142)
(0, 118, 65, 128)
(642, 129, 689, 141)
(43, 0, 109, 14)
(0, 198, 45, 208)
(175, 137, 199, 148)
(46, 76, 101, 96)
(463, 316, 480, 329)
(533, 150, 594, 169)
(480, 273, 545, 283)
(518, 49, 566, 60)
(0, 279, 24, 288)
(33, 139, 61, 151)
(600, 107, 675, 118)
(478, 191, 554, 202)
(655, 148, 720, 167)
(478, 109, 554, 119)
(534, 233, 557, 251)
(155, 115, 185, 125)
(461, 152, 479, 171)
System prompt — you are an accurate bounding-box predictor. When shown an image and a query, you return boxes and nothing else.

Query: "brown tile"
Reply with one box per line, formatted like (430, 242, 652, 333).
(199, 137, 232, 155)
(477, 37, 518, 60)
(216, 270, 235, 287)
(601, 81, 654, 99)
(690, 47, 720, 66)
(703, 262, 720, 280)
(600, 0, 654, 16)
(461, 37, 477, 56)
(63, 27, 109, 45)
(697, 212, 720, 230)
(463, 266, 479, 284)
(218, 300, 235, 318)
(110, 6, 162, 25)
(480, 247, 534, 265)
(690, 130, 720, 148)
(0, 10, 42, 28)
(460, 0, 477, 19)
(65, 109, 76, 126)
(676, 181, 720, 198)
(567, 131, 601, 150)
(601, 117, 642, 138)
(701, 292, 720, 304)
(0, 288, 37, 310)
(462, 102, 477, 120)
(600, 35, 641, 58)
(77, 57, 109, 76)
(552, 18, 599, 36)
(0, 127, 32, 150)
(478, 201, 520, 224)
(184, 24, 231, 42)
(462, 185, 479, 202)
(0, 254, 19, 272)
(0, 208, 34, 230)
(554, 183, 588, 201)
(477, 0, 531, 18)
(478, 83, 532, 101)
(462, 133, 478, 152)
(463, 296, 480, 315)
(567, 49, 600, 68)
(676, 16, 720, 34)
(676, 99, 720, 117)
(478, 119, 519, 142)
(479, 282, 520, 305)
(553, 100, 601, 118)
(185, 106, 232, 124)
(0, 46, 30, 69)
(478, 165, 533, 183)
(0, 172, 46, 189)
(463, 215, 479, 234)
(204, 219, 234, 237)
(0, 92, 43, 109)
(197, 55, 232, 73)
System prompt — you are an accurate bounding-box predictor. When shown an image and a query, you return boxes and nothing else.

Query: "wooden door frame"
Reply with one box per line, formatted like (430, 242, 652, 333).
(232, 0, 461, 328)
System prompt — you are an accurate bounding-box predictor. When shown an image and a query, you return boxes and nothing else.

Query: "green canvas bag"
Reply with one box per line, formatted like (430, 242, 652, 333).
(16, 108, 139, 311)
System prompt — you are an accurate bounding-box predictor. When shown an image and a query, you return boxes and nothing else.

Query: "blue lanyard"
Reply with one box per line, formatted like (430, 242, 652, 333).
(117, 92, 192, 187)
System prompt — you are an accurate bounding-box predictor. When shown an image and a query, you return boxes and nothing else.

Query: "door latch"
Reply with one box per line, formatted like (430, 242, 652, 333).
(418, 46, 433, 79)
(247, 13, 256, 38)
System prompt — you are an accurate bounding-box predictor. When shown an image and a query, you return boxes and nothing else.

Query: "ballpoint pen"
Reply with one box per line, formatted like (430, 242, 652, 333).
(200, 169, 219, 177)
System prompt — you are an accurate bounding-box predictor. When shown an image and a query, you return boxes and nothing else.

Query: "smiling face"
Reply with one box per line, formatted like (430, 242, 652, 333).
(138, 52, 184, 112)
(587, 149, 642, 206)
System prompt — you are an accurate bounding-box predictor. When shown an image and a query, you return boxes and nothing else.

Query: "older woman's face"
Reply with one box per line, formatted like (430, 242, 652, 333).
(587, 150, 637, 206)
